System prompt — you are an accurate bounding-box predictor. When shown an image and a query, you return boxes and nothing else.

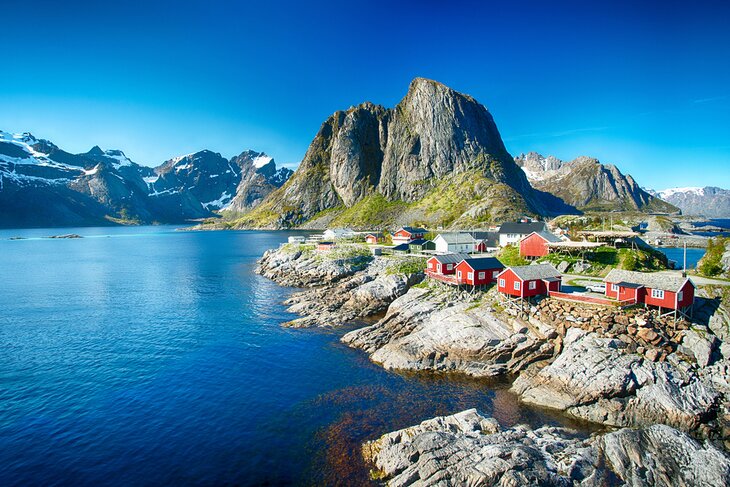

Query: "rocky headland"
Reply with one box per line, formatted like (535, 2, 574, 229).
(257, 243, 730, 484)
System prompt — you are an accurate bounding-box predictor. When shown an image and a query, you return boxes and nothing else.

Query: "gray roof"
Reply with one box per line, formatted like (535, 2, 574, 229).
(498, 221, 547, 235)
(473, 231, 499, 247)
(461, 257, 504, 271)
(435, 232, 476, 244)
(528, 231, 562, 243)
(505, 263, 562, 281)
(603, 269, 692, 292)
(399, 226, 427, 234)
(431, 253, 470, 264)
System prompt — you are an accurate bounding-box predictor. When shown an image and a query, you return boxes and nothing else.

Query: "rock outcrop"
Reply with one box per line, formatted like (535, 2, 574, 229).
(342, 285, 553, 377)
(364, 409, 730, 486)
(256, 244, 421, 327)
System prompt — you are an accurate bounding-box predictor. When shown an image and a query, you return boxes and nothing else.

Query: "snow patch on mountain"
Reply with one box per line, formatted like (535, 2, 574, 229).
(202, 191, 233, 210)
(252, 154, 273, 168)
(657, 187, 706, 198)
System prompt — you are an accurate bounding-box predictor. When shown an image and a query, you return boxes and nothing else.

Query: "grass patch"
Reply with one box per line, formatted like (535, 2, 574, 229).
(386, 257, 427, 276)
(698, 237, 729, 278)
(496, 245, 529, 266)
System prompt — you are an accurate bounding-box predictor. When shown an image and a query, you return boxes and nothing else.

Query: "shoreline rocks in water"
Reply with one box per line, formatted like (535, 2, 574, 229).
(256, 243, 730, 479)
(256, 243, 423, 327)
(363, 409, 730, 486)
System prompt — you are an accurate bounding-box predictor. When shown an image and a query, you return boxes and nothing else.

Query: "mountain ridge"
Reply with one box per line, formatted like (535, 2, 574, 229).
(0, 130, 292, 227)
(515, 151, 678, 213)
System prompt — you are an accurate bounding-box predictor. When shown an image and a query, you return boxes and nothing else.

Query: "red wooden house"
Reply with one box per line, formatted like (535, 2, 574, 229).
(455, 257, 504, 285)
(497, 264, 562, 298)
(426, 253, 470, 276)
(365, 233, 383, 244)
(603, 269, 695, 315)
(392, 226, 427, 245)
(317, 241, 336, 251)
(519, 231, 562, 258)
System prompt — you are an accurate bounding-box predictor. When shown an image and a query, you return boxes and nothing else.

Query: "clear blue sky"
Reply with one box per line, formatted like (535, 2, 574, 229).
(1, 0, 728, 189)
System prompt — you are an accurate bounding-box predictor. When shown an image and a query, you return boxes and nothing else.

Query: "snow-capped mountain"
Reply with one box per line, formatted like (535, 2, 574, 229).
(650, 186, 730, 218)
(0, 130, 293, 227)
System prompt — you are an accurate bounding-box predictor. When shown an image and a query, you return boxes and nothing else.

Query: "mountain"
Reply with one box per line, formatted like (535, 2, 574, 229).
(0, 130, 291, 227)
(230, 78, 574, 230)
(515, 152, 678, 213)
(226, 151, 293, 213)
(651, 187, 730, 218)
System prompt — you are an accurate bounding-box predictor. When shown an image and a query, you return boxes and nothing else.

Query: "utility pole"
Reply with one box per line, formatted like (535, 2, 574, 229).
(683, 241, 687, 277)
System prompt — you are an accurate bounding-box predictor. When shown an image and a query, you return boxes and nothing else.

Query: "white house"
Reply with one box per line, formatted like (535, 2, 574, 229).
(288, 236, 306, 244)
(433, 233, 477, 254)
(323, 228, 356, 240)
(497, 221, 548, 247)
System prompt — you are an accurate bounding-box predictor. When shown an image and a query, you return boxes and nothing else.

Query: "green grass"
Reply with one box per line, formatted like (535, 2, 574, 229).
(328, 194, 408, 228)
(386, 257, 427, 276)
(698, 237, 729, 277)
(496, 245, 529, 266)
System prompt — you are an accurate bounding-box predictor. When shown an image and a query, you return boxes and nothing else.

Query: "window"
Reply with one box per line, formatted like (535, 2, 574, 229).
(493, 271, 500, 278)
(611, 283, 618, 292)
(651, 289, 664, 299)
(457, 271, 462, 279)
(514, 281, 521, 290)
(447, 264, 453, 270)
(478, 272, 485, 280)
(529, 281, 536, 290)
(677, 291, 683, 302)
(468, 272, 474, 280)
(499, 278, 505, 288)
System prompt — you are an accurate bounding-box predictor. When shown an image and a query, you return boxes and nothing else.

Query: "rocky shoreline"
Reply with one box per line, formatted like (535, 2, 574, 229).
(257, 243, 730, 485)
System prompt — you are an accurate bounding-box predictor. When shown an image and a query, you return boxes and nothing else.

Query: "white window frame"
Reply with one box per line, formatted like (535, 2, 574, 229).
(447, 264, 453, 270)
(677, 290, 683, 302)
(529, 281, 536, 290)
(499, 278, 505, 288)
(493, 271, 500, 278)
(611, 283, 618, 292)
(514, 281, 521, 290)
(457, 270, 462, 279)
(651, 289, 664, 299)
(478, 272, 485, 280)
(468, 272, 474, 280)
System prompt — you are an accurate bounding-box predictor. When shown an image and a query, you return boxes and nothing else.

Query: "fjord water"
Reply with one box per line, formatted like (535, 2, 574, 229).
(0, 227, 583, 486)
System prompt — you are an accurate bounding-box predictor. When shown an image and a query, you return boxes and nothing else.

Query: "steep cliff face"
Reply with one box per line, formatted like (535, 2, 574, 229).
(237, 78, 568, 229)
(516, 153, 678, 213)
(226, 151, 293, 212)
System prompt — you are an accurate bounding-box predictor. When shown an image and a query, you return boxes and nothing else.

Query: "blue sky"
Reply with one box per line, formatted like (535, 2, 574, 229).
(1, 0, 728, 189)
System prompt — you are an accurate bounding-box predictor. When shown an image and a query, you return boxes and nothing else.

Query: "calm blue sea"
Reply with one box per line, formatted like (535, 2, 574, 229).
(657, 247, 706, 270)
(0, 226, 586, 486)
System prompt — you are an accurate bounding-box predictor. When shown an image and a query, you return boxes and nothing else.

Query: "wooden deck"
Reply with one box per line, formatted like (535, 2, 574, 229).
(548, 290, 636, 307)
(425, 270, 461, 285)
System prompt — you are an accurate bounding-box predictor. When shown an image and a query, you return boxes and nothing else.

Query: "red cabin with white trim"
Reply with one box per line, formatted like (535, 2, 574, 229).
(497, 264, 562, 298)
(427, 253, 469, 275)
(603, 269, 695, 310)
(455, 257, 504, 285)
(392, 226, 427, 245)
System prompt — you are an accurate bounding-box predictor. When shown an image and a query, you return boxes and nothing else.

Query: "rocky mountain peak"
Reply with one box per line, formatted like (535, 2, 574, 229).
(87, 146, 105, 156)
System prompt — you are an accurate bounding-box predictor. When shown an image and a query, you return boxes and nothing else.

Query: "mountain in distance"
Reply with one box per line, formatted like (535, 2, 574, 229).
(515, 152, 679, 213)
(0, 130, 292, 228)
(226, 77, 576, 230)
(649, 187, 730, 218)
